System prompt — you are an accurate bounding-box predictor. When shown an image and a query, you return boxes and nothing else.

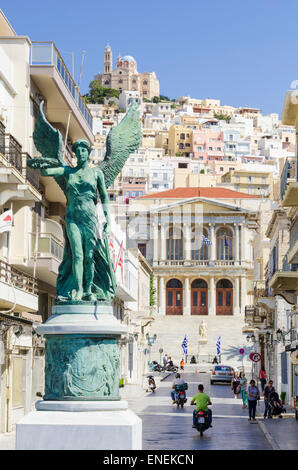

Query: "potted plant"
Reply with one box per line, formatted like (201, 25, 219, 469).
(280, 391, 286, 404)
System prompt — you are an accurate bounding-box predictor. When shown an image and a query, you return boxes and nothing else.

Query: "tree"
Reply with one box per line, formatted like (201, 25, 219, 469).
(214, 112, 231, 123)
(83, 79, 119, 104)
(150, 272, 156, 307)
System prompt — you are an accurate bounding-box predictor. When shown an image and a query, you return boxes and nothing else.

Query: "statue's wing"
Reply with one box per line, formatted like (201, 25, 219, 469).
(29, 101, 67, 192)
(29, 101, 66, 167)
(98, 101, 142, 188)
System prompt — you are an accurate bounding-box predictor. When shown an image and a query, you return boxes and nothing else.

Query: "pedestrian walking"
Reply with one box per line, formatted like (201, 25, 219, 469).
(180, 358, 185, 370)
(239, 372, 248, 408)
(259, 367, 267, 393)
(163, 354, 168, 368)
(263, 380, 275, 419)
(247, 379, 260, 422)
(231, 371, 240, 399)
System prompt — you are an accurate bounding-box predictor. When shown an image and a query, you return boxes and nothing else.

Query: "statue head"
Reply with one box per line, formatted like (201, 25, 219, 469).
(72, 139, 92, 164)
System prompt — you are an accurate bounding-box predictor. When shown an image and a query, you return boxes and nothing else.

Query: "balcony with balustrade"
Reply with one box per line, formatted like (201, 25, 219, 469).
(0, 260, 38, 312)
(28, 218, 64, 286)
(0, 121, 42, 204)
(30, 42, 94, 144)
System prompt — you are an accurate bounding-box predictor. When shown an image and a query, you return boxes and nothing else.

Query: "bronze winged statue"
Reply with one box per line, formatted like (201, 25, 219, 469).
(28, 101, 142, 303)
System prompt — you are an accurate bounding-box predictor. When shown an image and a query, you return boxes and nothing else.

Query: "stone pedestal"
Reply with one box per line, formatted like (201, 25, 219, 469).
(199, 338, 208, 356)
(16, 304, 142, 450)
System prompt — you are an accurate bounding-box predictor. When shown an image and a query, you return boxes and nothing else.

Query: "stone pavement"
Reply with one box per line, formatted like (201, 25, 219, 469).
(257, 413, 298, 450)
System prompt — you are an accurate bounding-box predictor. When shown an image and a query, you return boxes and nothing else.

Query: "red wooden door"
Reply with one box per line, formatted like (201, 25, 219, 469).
(216, 288, 233, 315)
(166, 288, 183, 315)
(191, 288, 208, 315)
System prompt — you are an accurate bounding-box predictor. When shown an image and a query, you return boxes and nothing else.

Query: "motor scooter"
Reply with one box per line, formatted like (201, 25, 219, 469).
(174, 383, 188, 408)
(147, 375, 156, 392)
(193, 409, 211, 436)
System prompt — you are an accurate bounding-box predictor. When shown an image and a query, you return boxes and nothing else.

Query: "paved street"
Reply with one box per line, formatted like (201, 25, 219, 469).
(127, 372, 272, 450)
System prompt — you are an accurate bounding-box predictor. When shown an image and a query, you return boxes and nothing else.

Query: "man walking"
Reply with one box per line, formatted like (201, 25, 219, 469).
(263, 380, 275, 419)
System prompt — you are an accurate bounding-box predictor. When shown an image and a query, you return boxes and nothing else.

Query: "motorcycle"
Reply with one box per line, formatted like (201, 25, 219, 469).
(193, 409, 211, 436)
(149, 361, 163, 372)
(165, 364, 178, 373)
(147, 375, 156, 392)
(174, 383, 188, 408)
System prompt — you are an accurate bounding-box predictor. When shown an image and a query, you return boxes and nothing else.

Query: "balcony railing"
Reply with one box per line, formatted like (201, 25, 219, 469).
(245, 305, 266, 324)
(31, 233, 64, 261)
(4, 133, 23, 174)
(254, 280, 270, 298)
(30, 42, 93, 130)
(280, 158, 297, 200)
(23, 153, 40, 190)
(0, 120, 5, 155)
(0, 260, 37, 295)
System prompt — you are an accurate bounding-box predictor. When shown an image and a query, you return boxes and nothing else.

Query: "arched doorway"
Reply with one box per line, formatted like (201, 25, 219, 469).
(216, 279, 233, 315)
(191, 279, 208, 315)
(166, 279, 183, 315)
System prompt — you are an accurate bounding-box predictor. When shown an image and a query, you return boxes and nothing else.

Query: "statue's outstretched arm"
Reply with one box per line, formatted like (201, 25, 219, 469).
(41, 167, 66, 177)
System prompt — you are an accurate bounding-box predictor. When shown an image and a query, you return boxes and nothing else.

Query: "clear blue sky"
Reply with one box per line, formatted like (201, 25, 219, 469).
(2, 0, 298, 115)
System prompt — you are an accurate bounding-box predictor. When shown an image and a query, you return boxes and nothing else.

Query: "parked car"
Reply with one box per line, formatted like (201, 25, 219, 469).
(210, 365, 237, 384)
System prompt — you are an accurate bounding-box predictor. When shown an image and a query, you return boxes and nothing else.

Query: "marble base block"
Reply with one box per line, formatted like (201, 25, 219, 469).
(16, 401, 142, 450)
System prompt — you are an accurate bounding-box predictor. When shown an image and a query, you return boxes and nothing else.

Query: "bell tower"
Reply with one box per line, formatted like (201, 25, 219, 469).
(104, 44, 112, 74)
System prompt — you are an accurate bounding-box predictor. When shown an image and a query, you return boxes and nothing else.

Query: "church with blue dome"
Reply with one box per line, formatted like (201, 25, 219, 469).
(95, 45, 160, 100)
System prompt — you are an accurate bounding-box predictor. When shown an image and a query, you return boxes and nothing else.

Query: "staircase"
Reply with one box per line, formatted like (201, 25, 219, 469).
(148, 315, 255, 369)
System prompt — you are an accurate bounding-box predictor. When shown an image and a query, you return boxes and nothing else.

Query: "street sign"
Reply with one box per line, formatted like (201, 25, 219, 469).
(249, 352, 261, 362)
(239, 348, 245, 355)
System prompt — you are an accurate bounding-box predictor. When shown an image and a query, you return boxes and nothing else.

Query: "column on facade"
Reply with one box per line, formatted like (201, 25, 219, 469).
(210, 223, 216, 261)
(159, 276, 165, 315)
(153, 219, 159, 263)
(160, 224, 167, 261)
(183, 277, 191, 315)
(209, 276, 216, 315)
(234, 276, 240, 315)
(183, 223, 191, 261)
(235, 224, 239, 263)
(240, 275, 247, 315)
(240, 224, 245, 263)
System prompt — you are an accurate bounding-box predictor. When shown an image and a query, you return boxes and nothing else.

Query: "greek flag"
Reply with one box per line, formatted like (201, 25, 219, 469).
(202, 234, 212, 246)
(181, 336, 188, 355)
(224, 235, 229, 247)
(216, 336, 221, 355)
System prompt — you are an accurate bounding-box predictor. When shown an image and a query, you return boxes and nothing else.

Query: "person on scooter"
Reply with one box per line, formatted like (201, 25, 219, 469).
(171, 373, 186, 404)
(191, 384, 212, 427)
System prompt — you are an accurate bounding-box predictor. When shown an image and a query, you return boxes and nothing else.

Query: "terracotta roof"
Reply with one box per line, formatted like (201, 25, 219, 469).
(138, 187, 260, 199)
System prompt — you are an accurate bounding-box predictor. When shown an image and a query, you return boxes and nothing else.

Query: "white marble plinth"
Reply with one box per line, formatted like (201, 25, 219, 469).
(36, 304, 127, 336)
(198, 339, 208, 355)
(35, 399, 128, 412)
(16, 402, 142, 450)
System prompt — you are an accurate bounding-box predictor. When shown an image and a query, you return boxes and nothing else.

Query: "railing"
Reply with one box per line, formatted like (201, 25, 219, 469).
(245, 305, 266, 324)
(31, 233, 64, 261)
(254, 280, 270, 298)
(23, 153, 40, 190)
(30, 42, 93, 130)
(4, 134, 23, 173)
(0, 120, 5, 155)
(154, 259, 245, 267)
(280, 158, 297, 200)
(0, 259, 37, 295)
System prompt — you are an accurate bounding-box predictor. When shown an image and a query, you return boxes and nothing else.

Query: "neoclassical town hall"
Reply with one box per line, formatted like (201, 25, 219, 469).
(124, 187, 261, 362)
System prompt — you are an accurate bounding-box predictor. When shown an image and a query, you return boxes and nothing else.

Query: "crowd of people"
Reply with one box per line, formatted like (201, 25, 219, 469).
(166, 358, 283, 424)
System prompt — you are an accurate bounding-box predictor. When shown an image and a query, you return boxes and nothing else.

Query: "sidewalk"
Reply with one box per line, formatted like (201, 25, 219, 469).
(257, 404, 298, 450)
(120, 371, 172, 400)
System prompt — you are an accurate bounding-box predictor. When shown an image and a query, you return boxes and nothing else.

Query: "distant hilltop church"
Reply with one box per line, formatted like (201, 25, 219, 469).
(95, 44, 160, 100)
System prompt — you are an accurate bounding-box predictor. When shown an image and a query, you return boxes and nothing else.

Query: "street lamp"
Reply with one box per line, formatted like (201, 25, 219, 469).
(266, 331, 271, 343)
(276, 328, 283, 342)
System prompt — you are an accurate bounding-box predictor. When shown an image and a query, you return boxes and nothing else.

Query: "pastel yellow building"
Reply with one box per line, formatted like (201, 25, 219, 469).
(168, 124, 193, 157)
(221, 169, 273, 197)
